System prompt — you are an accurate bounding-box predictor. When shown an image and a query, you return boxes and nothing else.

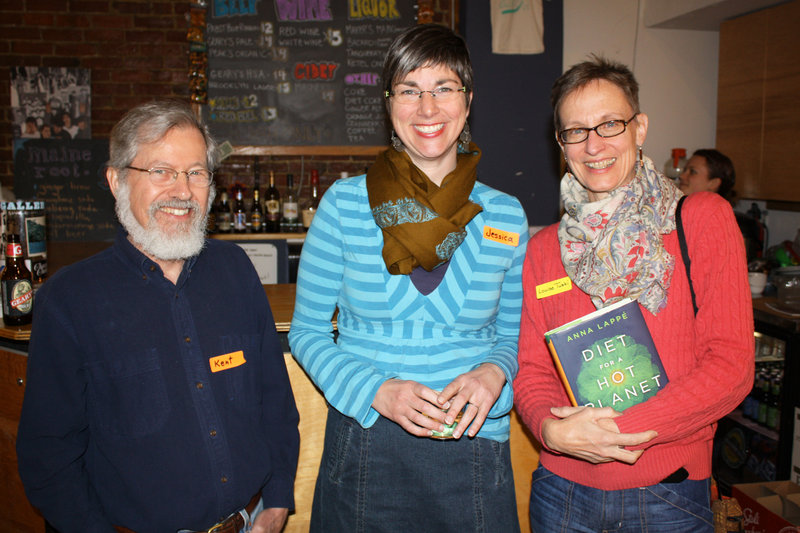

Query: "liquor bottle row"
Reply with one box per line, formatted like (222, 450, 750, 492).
(740, 361, 783, 432)
(209, 167, 321, 234)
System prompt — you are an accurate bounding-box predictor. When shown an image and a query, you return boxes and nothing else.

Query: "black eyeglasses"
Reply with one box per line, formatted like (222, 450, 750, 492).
(125, 166, 214, 187)
(558, 113, 639, 144)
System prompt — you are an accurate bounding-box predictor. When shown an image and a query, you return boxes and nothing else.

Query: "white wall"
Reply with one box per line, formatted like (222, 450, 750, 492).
(562, 0, 718, 173)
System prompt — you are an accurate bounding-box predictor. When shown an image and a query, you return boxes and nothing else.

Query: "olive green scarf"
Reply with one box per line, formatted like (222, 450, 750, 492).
(366, 144, 483, 275)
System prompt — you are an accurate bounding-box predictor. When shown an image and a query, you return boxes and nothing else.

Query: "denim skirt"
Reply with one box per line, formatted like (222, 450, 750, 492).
(310, 407, 520, 533)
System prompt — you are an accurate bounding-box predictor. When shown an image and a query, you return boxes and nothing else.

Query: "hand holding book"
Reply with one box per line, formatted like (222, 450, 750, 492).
(542, 405, 658, 464)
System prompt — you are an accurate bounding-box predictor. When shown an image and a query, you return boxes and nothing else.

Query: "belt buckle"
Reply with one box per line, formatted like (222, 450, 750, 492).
(205, 521, 227, 533)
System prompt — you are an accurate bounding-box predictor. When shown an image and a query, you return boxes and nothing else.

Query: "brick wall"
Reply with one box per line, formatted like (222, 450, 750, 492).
(0, 0, 456, 199)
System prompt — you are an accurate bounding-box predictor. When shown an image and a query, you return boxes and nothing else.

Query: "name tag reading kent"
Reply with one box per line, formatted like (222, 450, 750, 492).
(209, 350, 246, 372)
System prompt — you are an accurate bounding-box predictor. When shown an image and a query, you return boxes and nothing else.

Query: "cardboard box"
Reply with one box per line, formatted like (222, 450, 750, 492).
(733, 481, 800, 532)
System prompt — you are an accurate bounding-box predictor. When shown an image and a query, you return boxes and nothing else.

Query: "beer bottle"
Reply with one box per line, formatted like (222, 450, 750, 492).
(206, 197, 217, 233)
(301, 169, 321, 231)
(217, 191, 233, 233)
(282, 173, 299, 232)
(250, 188, 263, 233)
(265, 171, 281, 233)
(1, 234, 34, 326)
(232, 187, 247, 233)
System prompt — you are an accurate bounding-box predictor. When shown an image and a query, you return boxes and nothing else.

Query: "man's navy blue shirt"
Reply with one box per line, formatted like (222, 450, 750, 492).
(17, 230, 299, 533)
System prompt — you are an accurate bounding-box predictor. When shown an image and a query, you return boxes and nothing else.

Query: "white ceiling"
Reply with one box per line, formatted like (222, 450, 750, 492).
(643, 0, 793, 30)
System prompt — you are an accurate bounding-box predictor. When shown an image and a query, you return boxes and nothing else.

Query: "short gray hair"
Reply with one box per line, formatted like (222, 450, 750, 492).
(108, 98, 219, 178)
(551, 55, 640, 131)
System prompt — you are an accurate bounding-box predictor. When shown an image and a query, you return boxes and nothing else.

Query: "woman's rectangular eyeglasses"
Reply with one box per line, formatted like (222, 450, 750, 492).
(558, 113, 638, 144)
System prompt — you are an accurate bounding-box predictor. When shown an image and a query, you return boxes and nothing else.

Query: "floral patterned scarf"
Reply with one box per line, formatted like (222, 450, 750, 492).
(557, 155, 683, 314)
(367, 143, 483, 275)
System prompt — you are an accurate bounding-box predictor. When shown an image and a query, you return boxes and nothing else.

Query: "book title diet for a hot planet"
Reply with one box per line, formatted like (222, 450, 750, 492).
(567, 310, 664, 408)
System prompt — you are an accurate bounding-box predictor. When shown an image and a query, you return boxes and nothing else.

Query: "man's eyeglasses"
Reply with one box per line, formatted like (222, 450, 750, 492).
(125, 166, 214, 187)
(558, 113, 639, 144)
(385, 86, 467, 105)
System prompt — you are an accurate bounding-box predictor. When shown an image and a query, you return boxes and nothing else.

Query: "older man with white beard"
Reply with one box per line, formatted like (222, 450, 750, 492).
(17, 99, 299, 533)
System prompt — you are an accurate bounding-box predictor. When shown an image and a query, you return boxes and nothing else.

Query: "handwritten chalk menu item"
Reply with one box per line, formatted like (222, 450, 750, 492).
(13, 139, 117, 242)
(204, 0, 415, 147)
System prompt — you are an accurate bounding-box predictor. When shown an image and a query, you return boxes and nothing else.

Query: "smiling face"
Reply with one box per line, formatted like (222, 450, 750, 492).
(107, 125, 211, 262)
(558, 79, 648, 201)
(678, 155, 720, 195)
(389, 63, 471, 186)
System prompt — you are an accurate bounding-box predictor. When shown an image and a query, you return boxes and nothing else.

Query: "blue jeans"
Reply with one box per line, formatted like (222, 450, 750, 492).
(529, 465, 713, 533)
(310, 407, 520, 533)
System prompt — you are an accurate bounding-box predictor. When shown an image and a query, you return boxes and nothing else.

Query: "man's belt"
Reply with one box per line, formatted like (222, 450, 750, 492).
(114, 492, 261, 533)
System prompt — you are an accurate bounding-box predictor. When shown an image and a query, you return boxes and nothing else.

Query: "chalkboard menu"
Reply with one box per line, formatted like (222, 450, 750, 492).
(204, 0, 416, 147)
(13, 139, 117, 242)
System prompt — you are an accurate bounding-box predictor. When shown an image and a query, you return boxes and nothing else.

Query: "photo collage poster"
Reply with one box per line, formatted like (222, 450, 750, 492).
(9, 67, 91, 141)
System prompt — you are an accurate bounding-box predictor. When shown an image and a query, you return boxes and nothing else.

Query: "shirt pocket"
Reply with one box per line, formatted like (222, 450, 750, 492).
(86, 348, 170, 437)
(215, 334, 263, 411)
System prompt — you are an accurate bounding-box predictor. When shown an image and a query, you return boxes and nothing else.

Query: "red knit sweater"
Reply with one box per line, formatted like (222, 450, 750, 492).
(514, 192, 754, 489)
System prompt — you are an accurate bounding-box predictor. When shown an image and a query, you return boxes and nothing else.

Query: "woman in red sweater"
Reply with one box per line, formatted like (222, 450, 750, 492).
(514, 56, 753, 532)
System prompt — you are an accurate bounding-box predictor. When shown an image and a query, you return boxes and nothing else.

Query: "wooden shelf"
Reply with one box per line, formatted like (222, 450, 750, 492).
(232, 145, 386, 157)
(210, 232, 306, 241)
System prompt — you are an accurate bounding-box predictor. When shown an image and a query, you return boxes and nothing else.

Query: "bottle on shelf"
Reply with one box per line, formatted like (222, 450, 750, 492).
(250, 188, 263, 233)
(250, 158, 263, 233)
(757, 372, 770, 426)
(232, 187, 247, 233)
(664, 148, 687, 185)
(206, 196, 217, 233)
(282, 173, 299, 232)
(265, 170, 281, 233)
(1, 234, 34, 326)
(767, 375, 781, 431)
(216, 190, 233, 233)
(302, 169, 321, 231)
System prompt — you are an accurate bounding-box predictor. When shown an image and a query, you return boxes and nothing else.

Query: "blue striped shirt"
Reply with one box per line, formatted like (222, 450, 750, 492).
(289, 174, 528, 441)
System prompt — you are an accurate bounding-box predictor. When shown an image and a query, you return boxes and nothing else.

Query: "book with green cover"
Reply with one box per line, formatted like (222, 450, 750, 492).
(544, 298, 668, 411)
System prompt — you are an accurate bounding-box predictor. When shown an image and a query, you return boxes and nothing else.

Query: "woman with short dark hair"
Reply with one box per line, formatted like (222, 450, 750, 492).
(290, 23, 527, 532)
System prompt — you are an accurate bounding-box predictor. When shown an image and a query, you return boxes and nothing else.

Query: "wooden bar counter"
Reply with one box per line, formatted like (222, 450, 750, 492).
(0, 283, 540, 533)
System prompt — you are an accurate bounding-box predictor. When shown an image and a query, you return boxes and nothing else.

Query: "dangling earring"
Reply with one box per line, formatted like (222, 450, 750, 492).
(457, 123, 472, 153)
(459, 123, 472, 145)
(391, 130, 404, 152)
(460, 123, 472, 144)
(637, 145, 643, 162)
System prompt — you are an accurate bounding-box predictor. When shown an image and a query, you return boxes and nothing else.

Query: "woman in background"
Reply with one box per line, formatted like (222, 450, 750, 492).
(678, 148, 736, 204)
(514, 56, 753, 532)
(289, 23, 528, 532)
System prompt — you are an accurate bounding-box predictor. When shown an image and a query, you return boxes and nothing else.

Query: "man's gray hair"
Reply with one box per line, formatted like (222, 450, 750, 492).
(108, 99, 219, 178)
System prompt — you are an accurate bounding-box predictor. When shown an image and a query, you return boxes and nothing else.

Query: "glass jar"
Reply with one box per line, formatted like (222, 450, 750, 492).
(773, 266, 800, 311)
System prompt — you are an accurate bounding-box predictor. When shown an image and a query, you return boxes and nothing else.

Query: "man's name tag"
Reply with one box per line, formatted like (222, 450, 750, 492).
(210, 350, 246, 372)
(536, 276, 572, 299)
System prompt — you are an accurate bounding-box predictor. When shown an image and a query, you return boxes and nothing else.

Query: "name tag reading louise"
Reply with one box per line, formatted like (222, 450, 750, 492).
(536, 276, 573, 299)
(483, 226, 519, 246)
(209, 350, 246, 372)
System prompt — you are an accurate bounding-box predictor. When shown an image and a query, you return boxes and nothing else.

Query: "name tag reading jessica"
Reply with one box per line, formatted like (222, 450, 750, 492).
(210, 350, 246, 372)
(536, 277, 573, 299)
(483, 226, 519, 246)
